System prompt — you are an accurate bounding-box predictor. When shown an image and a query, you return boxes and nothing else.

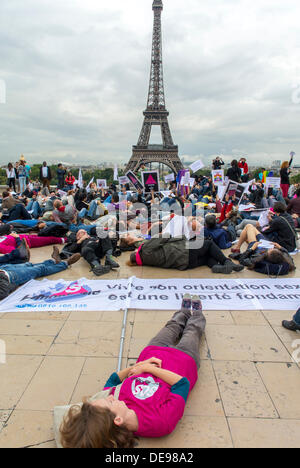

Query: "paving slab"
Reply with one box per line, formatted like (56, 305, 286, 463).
(16, 356, 85, 411)
(0, 410, 54, 448)
(213, 360, 278, 418)
(229, 418, 300, 448)
(206, 324, 293, 362)
(138, 416, 233, 448)
(256, 362, 300, 419)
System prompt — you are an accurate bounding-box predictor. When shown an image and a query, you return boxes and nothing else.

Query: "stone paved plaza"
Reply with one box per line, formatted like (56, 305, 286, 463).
(0, 245, 300, 448)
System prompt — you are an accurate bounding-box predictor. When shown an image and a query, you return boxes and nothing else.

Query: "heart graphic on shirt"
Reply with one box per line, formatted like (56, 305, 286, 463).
(131, 376, 159, 400)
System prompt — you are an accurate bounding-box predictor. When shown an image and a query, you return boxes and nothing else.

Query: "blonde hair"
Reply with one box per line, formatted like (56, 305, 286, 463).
(281, 161, 289, 169)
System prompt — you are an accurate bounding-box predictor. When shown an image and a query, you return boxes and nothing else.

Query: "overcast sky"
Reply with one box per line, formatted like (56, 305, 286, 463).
(0, 0, 300, 167)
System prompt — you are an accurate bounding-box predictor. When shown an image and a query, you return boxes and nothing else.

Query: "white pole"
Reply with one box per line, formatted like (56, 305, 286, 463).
(117, 308, 128, 372)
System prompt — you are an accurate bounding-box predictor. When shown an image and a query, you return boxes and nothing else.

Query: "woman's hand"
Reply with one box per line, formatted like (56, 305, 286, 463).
(128, 358, 162, 377)
(128, 363, 156, 377)
(134, 357, 162, 369)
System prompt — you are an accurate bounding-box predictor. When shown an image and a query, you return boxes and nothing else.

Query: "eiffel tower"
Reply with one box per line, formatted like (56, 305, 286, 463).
(126, 0, 183, 174)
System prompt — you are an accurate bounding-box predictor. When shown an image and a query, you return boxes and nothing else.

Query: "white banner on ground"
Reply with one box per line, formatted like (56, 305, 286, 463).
(1, 277, 300, 313)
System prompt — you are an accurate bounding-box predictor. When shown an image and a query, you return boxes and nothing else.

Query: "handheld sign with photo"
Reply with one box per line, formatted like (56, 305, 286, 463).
(97, 179, 107, 189)
(126, 171, 144, 191)
(222, 180, 246, 205)
(142, 170, 160, 193)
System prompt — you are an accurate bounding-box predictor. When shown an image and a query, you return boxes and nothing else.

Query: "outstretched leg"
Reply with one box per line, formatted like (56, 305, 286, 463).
(147, 308, 192, 348)
(176, 298, 206, 369)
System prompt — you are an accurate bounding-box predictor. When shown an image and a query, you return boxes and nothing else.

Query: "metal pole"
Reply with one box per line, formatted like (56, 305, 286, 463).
(117, 308, 128, 372)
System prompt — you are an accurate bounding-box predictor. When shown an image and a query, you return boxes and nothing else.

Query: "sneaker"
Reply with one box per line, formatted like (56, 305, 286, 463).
(66, 253, 81, 266)
(181, 294, 192, 311)
(51, 246, 61, 264)
(18, 239, 30, 262)
(191, 295, 202, 314)
(282, 320, 300, 332)
(105, 255, 120, 269)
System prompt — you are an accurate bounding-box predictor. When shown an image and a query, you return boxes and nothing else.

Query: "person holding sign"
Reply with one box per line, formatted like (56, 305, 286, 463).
(58, 296, 206, 447)
(280, 153, 294, 198)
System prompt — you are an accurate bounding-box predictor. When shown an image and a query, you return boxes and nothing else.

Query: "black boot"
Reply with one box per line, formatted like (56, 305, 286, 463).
(211, 262, 234, 274)
(90, 260, 111, 277)
(282, 320, 300, 332)
(105, 255, 120, 269)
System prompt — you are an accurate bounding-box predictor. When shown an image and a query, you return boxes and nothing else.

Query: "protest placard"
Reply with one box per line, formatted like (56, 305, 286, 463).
(141, 171, 160, 193)
(212, 169, 224, 186)
(97, 179, 107, 189)
(126, 171, 144, 191)
(190, 160, 205, 173)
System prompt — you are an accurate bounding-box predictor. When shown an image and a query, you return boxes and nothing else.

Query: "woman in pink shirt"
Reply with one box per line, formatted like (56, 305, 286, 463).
(60, 295, 206, 448)
(0, 232, 66, 255)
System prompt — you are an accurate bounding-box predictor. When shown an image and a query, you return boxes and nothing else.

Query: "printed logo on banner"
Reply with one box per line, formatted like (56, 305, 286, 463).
(16, 281, 92, 307)
(46, 282, 92, 303)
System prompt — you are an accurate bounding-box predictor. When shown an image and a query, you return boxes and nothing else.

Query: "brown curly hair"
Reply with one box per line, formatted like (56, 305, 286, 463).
(60, 402, 139, 448)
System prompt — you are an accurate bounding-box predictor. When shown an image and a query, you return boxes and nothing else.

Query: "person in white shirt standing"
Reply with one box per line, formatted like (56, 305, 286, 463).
(39, 161, 52, 190)
(6, 163, 16, 192)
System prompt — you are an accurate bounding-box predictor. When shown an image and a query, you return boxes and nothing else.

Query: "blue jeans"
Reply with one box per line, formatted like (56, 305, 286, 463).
(68, 224, 94, 234)
(19, 177, 27, 194)
(78, 200, 98, 221)
(293, 308, 300, 326)
(0, 249, 22, 265)
(8, 219, 38, 227)
(27, 201, 42, 219)
(2, 260, 68, 286)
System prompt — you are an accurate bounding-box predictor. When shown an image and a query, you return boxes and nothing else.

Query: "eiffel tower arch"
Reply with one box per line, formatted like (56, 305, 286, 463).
(126, 0, 183, 175)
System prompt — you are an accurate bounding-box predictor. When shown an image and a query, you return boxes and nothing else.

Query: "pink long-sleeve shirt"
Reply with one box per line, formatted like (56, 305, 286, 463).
(104, 346, 198, 438)
(0, 234, 64, 254)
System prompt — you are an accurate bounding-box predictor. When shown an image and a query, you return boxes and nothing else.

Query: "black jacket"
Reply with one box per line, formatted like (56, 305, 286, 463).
(263, 213, 297, 252)
(226, 166, 242, 182)
(40, 166, 52, 180)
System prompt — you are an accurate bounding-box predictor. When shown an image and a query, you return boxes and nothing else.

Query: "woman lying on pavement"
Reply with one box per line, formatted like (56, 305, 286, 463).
(58, 295, 206, 448)
(127, 236, 244, 275)
(0, 224, 66, 255)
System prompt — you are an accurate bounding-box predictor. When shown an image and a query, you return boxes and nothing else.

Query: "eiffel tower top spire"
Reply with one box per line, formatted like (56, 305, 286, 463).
(152, 0, 163, 9)
(146, 0, 165, 111)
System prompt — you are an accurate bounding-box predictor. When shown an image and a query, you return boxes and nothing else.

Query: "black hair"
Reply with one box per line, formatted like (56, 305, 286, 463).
(205, 215, 217, 229)
(273, 202, 286, 214)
